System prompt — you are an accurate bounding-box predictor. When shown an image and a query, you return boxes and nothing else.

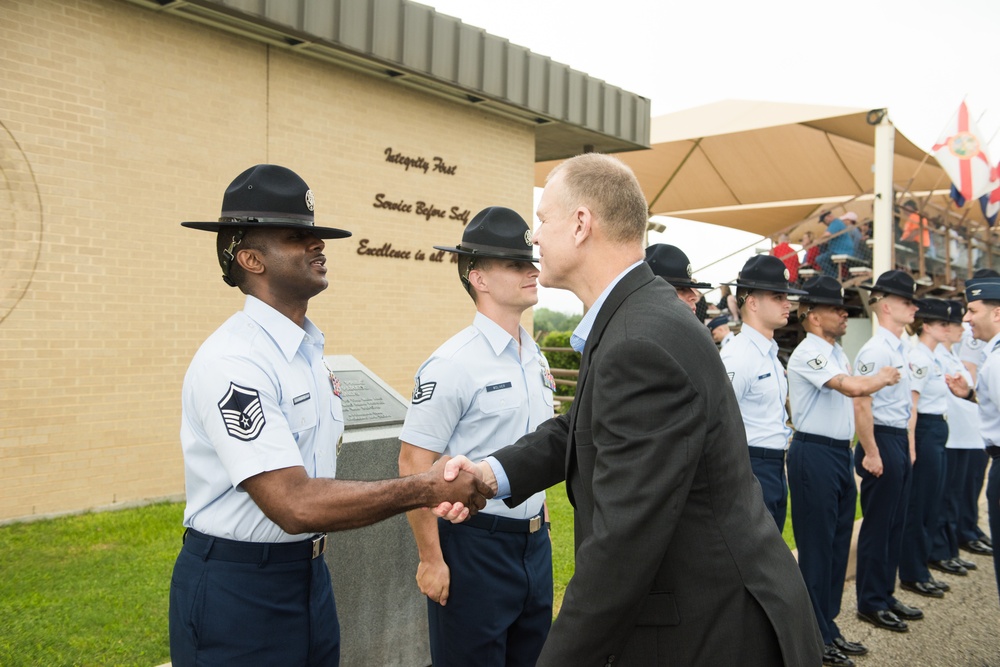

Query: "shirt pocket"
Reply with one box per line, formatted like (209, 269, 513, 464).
(284, 389, 318, 439)
(479, 386, 524, 414)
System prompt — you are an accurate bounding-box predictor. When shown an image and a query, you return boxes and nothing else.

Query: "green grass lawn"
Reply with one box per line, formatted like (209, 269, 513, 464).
(0, 483, 841, 664)
(0, 502, 181, 667)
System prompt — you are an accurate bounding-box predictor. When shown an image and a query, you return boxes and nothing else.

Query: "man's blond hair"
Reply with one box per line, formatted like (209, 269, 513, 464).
(547, 153, 648, 245)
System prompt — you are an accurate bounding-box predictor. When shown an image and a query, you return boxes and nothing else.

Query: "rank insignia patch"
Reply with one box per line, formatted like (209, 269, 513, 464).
(858, 362, 874, 375)
(218, 383, 266, 441)
(412, 378, 436, 404)
(910, 363, 927, 379)
(807, 355, 827, 370)
(727, 372, 735, 382)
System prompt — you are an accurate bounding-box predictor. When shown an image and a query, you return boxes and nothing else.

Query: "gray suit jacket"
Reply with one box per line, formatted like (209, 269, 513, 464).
(494, 264, 822, 666)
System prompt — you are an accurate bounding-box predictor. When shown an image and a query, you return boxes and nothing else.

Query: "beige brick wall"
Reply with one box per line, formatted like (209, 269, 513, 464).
(0, 0, 536, 521)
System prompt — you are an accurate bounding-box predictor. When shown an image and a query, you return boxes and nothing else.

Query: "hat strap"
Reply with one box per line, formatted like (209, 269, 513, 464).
(220, 228, 246, 287)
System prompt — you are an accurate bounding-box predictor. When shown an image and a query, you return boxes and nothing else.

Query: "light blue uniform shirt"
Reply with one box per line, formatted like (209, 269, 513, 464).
(721, 324, 792, 450)
(959, 325, 988, 369)
(976, 332, 1000, 447)
(180, 295, 344, 543)
(939, 343, 981, 449)
(787, 332, 854, 441)
(491, 261, 641, 498)
(854, 326, 911, 428)
(909, 340, 948, 415)
(403, 313, 553, 518)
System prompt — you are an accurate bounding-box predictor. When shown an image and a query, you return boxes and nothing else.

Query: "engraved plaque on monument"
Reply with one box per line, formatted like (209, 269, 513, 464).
(321, 355, 429, 667)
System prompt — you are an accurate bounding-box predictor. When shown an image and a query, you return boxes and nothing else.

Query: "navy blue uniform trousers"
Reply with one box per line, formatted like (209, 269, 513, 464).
(987, 453, 1000, 604)
(930, 448, 972, 561)
(428, 516, 552, 667)
(855, 426, 912, 613)
(899, 415, 948, 583)
(960, 449, 990, 543)
(749, 447, 788, 532)
(787, 433, 856, 645)
(169, 530, 339, 667)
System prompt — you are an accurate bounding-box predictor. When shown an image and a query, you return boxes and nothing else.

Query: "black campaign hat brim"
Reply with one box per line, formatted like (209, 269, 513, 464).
(858, 282, 915, 300)
(432, 244, 537, 262)
(724, 279, 808, 295)
(181, 219, 352, 239)
(664, 277, 714, 289)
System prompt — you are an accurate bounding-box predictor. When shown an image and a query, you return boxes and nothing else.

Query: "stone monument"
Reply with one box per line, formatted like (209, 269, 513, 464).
(323, 355, 429, 667)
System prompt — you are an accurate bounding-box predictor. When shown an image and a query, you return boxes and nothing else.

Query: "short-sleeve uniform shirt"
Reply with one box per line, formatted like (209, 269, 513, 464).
(400, 313, 554, 518)
(180, 296, 344, 543)
(721, 324, 792, 450)
(976, 332, 1000, 447)
(938, 343, 981, 449)
(959, 325, 987, 369)
(787, 332, 854, 440)
(909, 340, 947, 415)
(854, 326, 911, 428)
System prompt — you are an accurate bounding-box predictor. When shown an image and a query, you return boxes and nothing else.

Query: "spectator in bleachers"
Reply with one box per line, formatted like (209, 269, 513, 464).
(801, 230, 822, 274)
(818, 212, 857, 278)
(771, 232, 800, 283)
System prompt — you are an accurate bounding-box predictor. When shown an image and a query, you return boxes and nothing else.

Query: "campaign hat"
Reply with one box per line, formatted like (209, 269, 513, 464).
(181, 164, 351, 239)
(947, 300, 966, 323)
(965, 277, 1000, 303)
(645, 244, 712, 289)
(859, 270, 917, 300)
(433, 206, 535, 262)
(797, 275, 861, 312)
(973, 268, 1000, 279)
(726, 255, 807, 295)
(915, 297, 952, 322)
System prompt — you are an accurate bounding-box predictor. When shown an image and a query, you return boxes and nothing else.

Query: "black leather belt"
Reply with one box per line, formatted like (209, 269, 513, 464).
(183, 528, 327, 563)
(793, 432, 851, 448)
(748, 446, 786, 460)
(460, 513, 544, 534)
(874, 425, 908, 436)
(987, 445, 1000, 460)
(917, 413, 947, 422)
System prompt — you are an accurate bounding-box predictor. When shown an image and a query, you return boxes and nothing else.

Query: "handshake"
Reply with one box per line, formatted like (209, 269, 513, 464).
(425, 456, 500, 522)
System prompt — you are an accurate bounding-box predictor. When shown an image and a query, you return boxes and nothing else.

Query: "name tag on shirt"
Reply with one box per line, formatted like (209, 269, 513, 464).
(486, 382, 513, 392)
(757, 373, 772, 380)
(293, 393, 311, 405)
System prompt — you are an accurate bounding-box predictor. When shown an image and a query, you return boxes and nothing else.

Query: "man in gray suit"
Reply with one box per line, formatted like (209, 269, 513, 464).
(438, 153, 823, 665)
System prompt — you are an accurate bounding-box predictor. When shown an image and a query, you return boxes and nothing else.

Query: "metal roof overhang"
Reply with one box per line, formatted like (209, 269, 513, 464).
(122, 0, 651, 161)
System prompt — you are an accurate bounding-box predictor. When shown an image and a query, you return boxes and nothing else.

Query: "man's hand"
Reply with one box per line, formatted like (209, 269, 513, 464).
(431, 456, 499, 522)
(945, 373, 971, 398)
(878, 366, 901, 386)
(862, 450, 883, 477)
(416, 557, 451, 605)
(424, 456, 492, 519)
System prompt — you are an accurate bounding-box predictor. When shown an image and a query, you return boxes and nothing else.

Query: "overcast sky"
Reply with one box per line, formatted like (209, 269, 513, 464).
(424, 0, 1000, 313)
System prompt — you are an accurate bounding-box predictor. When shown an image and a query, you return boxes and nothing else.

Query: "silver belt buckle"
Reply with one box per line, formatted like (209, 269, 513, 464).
(311, 534, 327, 559)
(528, 515, 542, 533)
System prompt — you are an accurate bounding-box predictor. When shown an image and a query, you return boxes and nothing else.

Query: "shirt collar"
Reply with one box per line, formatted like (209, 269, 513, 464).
(876, 325, 904, 352)
(740, 322, 779, 357)
(473, 311, 528, 357)
(571, 260, 643, 352)
(988, 330, 1000, 354)
(804, 331, 837, 355)
(243, 295, 322, 362)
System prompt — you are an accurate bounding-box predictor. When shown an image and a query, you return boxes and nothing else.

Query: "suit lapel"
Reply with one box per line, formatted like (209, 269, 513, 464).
(565, 263, 657, 477)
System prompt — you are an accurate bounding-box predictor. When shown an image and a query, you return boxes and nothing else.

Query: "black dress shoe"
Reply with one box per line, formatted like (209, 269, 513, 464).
(961, 539, 994, 555)
(929, 559, 968, 576)
(953, 556, 977, 570)
(833, 636, 868, 656)
(889, 599, 924, 620)
(981, 534, 993, 548)
(927, 576, 950, 592)
(823, 644, 855, 666)
(900, 580, 944, 598)
(857, 609, 908, 632)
